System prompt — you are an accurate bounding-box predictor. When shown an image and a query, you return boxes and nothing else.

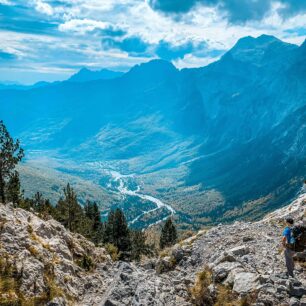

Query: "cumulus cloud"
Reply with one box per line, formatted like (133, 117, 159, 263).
(148, 0, 198, 14)
(1, 0, 306, 83)
(34, 0, 54, 16)
(100, 34, 214, 61)
(101, 36, 150, 56)
(278, 1, 306, 18)
(59, 19, 111, 34)
(148, 0, 306, 24)
(156, 40, 207, 60)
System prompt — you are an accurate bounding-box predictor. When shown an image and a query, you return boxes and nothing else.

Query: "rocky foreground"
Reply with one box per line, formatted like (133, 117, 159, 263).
(0, 194, 306, 306)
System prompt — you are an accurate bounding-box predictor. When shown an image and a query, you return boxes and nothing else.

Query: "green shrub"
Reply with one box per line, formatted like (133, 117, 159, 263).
(76, 255, 95, 271)
(105, 243, 120, 261)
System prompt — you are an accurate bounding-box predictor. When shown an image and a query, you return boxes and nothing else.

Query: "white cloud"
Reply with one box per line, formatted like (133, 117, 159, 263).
(32, 0, 54, 15)
(0, 0, 12, 4)
(59, 19, 111, 34)
(174, 53, 222, 69)
(1, 0, 306, 83)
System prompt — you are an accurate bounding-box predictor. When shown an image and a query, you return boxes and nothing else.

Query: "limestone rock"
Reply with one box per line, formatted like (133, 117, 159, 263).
(1, 193, 306, 306)
(233, 272, 259, 293)
(229, 245, 250, 256)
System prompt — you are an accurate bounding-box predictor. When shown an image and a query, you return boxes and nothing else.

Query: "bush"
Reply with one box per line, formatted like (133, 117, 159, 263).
(0, 256, 20, 306)
(105, 243, 120, 261)
(76, 255, 95, 271)
(190, 266, 257, 306)
(190, 267, 214, 306)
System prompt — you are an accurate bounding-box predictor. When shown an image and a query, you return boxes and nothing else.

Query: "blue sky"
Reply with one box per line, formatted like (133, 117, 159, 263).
(1, 0, 306, 84)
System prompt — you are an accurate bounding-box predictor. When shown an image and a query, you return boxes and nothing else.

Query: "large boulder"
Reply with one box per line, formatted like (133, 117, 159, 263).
(212, 262, 243, 283)
(229, 245, 250, 257)
(233, 272, 259, 294)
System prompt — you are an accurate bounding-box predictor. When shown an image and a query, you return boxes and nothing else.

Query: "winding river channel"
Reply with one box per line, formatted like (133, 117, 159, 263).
(109, 170, 175, 226)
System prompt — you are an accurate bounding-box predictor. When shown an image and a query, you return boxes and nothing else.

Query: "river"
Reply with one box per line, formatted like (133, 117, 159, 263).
(109, 170, 175, 226)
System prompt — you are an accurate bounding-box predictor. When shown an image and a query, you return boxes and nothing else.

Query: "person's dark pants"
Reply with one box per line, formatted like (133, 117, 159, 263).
(284, 248, 295, 277)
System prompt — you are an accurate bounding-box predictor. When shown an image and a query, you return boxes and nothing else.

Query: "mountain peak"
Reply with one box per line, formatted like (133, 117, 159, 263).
(233, 34, 281, 51)
(125, 59, 178, 80)
(223, 34, 297, 65)
(68, 68, 124, 83)
(129, 59, 177, 72)
(256, 34, 280, 43)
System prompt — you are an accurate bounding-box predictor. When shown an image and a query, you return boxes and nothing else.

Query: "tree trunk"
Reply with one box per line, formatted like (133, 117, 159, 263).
(0, 172, 5, 203)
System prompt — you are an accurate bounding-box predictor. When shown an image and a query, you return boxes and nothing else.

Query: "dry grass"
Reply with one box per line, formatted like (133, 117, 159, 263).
(28, 224, 52, 253)
(190, 267, 258, 306)
(159, 247, 171, 258)
(27, 246, 39, 258)
(105, 243, 120, 261)
(179, 230, 195, 241)
(190, 267, 214, 306)
(0, 255, 21, 306)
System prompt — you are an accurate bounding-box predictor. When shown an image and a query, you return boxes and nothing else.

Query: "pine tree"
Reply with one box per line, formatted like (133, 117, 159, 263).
(30, 192, 55, 219)
(0, 121, 24, 203)
(55, 184, 84, 232)
(84, 201, 101, 230)
(84, 200, 94, 219)
(84, 200, 103, 244)
(104, 208, 131, 259)
(91, 202, 101, 232)
(131, 230, 153, 261)
(41, 198, 56, 219)
(6, 171, 22, 206)
(104, 210, 115, 244)
(159, 217, 177, 249)
(33, 192, 44, 212)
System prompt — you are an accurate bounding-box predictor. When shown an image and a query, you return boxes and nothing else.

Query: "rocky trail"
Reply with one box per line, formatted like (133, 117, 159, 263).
(0, 194, 305, 305)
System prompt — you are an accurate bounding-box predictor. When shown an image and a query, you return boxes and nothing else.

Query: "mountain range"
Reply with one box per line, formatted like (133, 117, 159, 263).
(1, 34, 305, 229)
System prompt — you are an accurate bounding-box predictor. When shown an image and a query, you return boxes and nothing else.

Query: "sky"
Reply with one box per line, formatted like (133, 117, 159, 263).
(1, 0, 306, 84)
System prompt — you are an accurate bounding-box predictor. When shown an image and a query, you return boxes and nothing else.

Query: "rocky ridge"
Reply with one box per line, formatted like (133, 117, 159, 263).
(0, 193, 306, 305)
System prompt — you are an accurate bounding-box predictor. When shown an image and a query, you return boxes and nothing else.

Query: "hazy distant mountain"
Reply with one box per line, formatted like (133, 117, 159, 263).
(1, 35, 305, 228)
(68, 68, 124, 82)
(0, 80, 53, 90)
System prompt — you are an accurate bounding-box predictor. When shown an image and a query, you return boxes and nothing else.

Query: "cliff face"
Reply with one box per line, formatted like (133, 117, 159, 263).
(0, 204, 111, 305)
(1, 194, 306, 306)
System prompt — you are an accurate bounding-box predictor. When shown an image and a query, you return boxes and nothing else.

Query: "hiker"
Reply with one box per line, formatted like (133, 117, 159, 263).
(303, 180, 306, 193)
(282, 218, 295, 277)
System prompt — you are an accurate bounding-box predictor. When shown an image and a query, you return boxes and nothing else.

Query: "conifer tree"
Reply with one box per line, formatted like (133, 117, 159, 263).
(159, 217, 177, 249)
(84, 200, 94, 219)
(91, 202, 101, 232)
(33, 192, 44, 212)
(104, 208, 131, 259)
(131, 230, 153, 261)
(55, 184, 84, 232)
(84, 200, 103, 244)
(104, 210, 115, 243)
(0, 121, 24, 203)
(40, 198, 55, 219)
(6, 171, 22, 206)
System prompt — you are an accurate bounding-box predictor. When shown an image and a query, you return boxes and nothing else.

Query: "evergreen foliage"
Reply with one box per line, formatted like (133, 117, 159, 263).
(0, 120, 24, 203)
(84, 200, 104, 244)
(104, 208, 131, 259)
(6, 170, 22, 206)
(130, 230, 154, 261)
(0, 121, 157, 262)
(55, 183, 83, 232)
(160, 218, 177, 249)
